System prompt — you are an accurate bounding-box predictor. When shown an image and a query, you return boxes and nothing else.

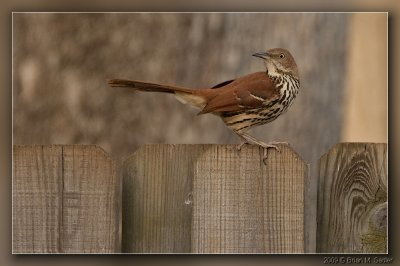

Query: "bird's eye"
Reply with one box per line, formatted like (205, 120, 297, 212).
(279, 53, 285, 59)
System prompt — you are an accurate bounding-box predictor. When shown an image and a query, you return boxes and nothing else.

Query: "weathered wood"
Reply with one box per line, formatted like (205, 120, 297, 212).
(122, 144, 200, 253)
(12, 145, 120, 253)
(192, 144, 307, 253)
(122, 144, 307, 253)
(317, 143, 387, 253)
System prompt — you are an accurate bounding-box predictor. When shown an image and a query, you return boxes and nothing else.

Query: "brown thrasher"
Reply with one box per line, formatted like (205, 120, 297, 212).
(109, 48, 299, 162)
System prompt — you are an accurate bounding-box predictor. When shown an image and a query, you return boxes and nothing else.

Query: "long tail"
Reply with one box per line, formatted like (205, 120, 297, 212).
(108, 78, 207, 109)
(108, 78, 194, 93)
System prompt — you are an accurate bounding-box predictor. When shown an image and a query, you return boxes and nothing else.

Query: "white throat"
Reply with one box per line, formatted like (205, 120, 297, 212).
(265, 61, 280, 78)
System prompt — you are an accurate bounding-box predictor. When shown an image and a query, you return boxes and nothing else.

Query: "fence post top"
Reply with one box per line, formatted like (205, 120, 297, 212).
(320, 142, 388, 159)
(123, 143, 307, 166)
(13, 144, 115, 161)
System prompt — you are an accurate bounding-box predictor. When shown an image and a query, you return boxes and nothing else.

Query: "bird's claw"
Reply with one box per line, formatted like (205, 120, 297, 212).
(236, 141, 249, 151)
(268, 141, 289, 147)
(237, 142, 282, 165)
(261, 144, 280, 164)
(234, 131, 289, 165)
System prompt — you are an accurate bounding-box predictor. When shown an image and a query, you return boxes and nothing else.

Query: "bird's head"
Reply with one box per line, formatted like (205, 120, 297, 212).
(253, 48, 299, 80)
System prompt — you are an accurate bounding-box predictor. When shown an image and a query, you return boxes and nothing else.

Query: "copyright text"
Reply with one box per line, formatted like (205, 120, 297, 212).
(323, 256, 393, 264)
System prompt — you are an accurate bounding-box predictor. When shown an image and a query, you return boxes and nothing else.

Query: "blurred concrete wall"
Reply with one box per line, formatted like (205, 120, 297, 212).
(13, 13, 349, 163)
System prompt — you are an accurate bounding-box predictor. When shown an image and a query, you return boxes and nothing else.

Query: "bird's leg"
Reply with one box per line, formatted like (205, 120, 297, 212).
(234, 132, 286, 164)
(236, 141, 249, 151)
(236, 135, 250, 151)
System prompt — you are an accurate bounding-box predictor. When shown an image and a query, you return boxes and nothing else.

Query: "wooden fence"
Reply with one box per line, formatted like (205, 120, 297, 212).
(12, 143, 387, 253)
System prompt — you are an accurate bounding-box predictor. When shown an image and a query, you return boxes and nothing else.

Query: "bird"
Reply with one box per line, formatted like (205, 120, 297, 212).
(109, 48, 300, 163)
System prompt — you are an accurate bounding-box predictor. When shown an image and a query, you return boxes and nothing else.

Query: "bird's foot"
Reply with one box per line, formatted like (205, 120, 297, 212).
(236, 141, 249, 151)
(234, 132, 289, 165)
(260, 141, 290, 163)
(260, 143, 281, 164)
(266, 141, 290, 147)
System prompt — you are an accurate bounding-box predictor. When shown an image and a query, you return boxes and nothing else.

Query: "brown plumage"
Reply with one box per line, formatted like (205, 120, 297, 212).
(109, 48, 300, 162)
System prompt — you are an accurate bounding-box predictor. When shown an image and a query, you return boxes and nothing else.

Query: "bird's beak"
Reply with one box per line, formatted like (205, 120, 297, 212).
(252, 52, 270, 60)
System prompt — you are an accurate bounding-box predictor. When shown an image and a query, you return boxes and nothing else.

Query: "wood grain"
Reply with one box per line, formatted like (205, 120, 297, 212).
(317, 143, 387, 253)
(122, 144, 307, 253)
(192, 144, 306, 253)
(122, 144, 201, 253)
(12, 145, 120, 253)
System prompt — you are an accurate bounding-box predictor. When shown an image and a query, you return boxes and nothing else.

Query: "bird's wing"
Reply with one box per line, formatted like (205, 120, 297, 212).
(198, 72, 279, 114)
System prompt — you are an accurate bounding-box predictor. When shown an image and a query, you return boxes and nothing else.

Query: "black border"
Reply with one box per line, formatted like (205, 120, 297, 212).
(2, 1, 398, 266)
